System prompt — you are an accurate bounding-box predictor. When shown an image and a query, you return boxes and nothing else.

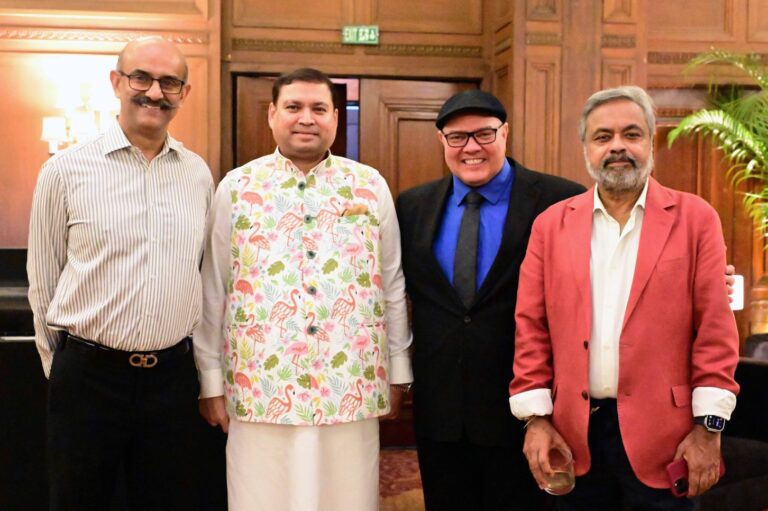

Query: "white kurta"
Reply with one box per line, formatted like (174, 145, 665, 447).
(227, 419, 379, 511)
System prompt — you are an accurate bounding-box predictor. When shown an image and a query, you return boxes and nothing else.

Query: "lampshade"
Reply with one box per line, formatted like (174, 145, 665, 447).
(40, 116, 67, 142)
(70, 111, 97, 140)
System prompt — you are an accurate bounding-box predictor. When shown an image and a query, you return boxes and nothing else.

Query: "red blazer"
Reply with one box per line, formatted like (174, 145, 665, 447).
(510, 177, 739, 488)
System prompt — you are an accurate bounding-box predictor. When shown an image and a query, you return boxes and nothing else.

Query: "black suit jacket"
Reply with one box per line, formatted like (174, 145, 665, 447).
(396, 158, 586, 447)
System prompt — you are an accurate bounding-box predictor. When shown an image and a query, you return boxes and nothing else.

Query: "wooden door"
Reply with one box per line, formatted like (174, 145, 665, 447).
(234, 76, 347, 167)
(359, 79, 477, 198)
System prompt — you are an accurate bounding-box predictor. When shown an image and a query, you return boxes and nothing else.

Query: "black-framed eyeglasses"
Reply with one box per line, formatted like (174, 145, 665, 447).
(117, 70, 186, 94)
(441, 125, 504, 148)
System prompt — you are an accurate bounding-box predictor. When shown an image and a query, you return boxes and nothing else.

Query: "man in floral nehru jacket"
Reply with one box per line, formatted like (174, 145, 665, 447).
(194, 67, 412, 511)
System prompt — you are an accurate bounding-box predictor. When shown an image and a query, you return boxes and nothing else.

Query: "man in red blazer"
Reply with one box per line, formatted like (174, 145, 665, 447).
(509, 86, 740, 510)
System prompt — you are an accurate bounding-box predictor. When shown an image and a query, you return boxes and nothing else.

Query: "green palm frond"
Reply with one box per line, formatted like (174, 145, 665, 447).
(669, 109, 768, 173)
(671, 50, 768, 231)
(687, 50, 768, 90)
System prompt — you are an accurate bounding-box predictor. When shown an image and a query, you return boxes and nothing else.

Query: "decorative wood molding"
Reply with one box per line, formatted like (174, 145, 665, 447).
(748, 0, 768, 43)
(648, 52, 700, 65)
(232, 38, 355, 54)
(524, 56, 560, 172)
(603, 0, 636, 23)
(525, 32, 561, 46)
(526, 0, 561, 21)
(371, 0, 482, 35)
(494, 37, 512, 56)
(602, 60, 634, 88)
(656, 106, 698, 119)
(0, 27, 208, 44)
(364, 44, 482, 58)
(601, 34, 635, 48)
(648, 0, 736, 42)
(0, 0, 206, 16)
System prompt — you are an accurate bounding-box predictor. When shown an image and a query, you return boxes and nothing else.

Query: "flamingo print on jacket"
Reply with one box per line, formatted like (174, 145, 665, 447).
(339, 379, 364, 419)
(331, 284, 357, 335)
(269, 289, 300, 336)
(224, 150, 391, 426)
(266, 384, 295, 421)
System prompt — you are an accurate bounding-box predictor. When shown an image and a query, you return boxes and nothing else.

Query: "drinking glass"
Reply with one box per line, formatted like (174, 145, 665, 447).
(544, 446, 575, 495)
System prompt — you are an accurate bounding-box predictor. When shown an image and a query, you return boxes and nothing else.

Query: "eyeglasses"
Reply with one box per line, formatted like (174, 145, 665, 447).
(441, 125, 504, 148)
(117, 70, 186, 95)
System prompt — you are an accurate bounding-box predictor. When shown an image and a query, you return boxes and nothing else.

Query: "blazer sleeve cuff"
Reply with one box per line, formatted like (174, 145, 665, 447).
(509, 388, 553, 420)
(692, 386, 737, 420)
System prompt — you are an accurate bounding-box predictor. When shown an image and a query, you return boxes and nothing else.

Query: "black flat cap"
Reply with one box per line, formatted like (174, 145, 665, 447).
(436, 90, 507, 130)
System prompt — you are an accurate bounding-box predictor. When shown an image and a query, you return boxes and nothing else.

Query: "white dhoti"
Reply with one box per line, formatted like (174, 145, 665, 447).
(226, 418, 380, 511)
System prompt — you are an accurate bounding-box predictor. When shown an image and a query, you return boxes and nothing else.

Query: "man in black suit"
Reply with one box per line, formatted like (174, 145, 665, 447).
(396, 90, 585, 510)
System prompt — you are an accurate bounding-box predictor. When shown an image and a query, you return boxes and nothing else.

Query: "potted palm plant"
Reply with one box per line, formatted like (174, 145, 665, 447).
(669, 50, 768, 230)
(668, 50, 768, 336)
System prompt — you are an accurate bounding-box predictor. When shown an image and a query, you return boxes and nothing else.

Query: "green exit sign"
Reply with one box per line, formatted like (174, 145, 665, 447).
(342, 25, 380, 45)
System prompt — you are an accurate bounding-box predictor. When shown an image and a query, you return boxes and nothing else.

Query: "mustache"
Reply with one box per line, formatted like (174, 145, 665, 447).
(601, 152, 637, 169)
(131, 95, 176, 110)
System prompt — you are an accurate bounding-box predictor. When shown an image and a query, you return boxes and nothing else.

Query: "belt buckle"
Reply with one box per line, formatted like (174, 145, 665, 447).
(129, 353, 158, 368)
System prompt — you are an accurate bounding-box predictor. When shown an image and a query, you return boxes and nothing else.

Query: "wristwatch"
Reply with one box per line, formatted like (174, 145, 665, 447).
(391, 382, 412, 393)
(694, 415, 727, 433)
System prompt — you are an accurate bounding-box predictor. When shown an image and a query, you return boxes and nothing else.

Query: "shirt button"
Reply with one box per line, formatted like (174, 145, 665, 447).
(298, 182, 306, 191)
(463, 316, 471, 324)
(307, 250, 316, 259)
(583, 341, 589, 350)
(304, 214, 312, 223)
(581, 391, 589, 400)
(307, 286, 317, 295)
(308, 325, 318, 334)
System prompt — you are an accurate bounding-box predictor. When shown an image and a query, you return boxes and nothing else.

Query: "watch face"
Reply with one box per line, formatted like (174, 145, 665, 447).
(706, 415, 726, 431)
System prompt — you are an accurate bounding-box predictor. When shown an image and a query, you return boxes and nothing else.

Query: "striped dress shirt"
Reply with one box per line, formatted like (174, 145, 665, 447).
(27, 121, 214, 377)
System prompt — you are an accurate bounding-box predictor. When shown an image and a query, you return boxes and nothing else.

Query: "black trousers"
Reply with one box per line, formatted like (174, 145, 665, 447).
(557, 399, 694, 511)
(417, 430, 550, 511)
(46, 338, 201, 511)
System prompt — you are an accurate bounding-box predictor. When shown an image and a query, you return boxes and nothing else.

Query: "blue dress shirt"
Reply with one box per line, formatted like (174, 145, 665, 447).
(433, 159, 514, 292)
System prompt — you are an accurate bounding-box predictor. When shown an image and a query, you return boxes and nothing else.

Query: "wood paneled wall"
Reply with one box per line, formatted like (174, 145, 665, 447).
(0, 0, 220, 248)
(485, 0, 768, 342)
(220, 0, 488, 171)
(4, 0, 768, 338)
(487, 0, 646, 185)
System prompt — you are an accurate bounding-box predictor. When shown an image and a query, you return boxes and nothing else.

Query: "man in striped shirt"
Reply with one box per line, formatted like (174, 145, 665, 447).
(27, 37, 213, 510)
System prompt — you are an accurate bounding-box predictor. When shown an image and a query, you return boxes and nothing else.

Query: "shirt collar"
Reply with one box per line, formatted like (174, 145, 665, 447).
(593, 178, 650, 215)
(452, 158, 513, 206)
(274, 147, 334, 175)
(102, 120, 180, 158)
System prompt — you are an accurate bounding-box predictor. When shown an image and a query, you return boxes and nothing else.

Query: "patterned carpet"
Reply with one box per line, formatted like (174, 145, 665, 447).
(379, 449, 425, 511)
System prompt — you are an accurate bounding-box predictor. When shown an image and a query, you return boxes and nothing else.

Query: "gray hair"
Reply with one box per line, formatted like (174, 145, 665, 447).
(578, 86, 655, 142)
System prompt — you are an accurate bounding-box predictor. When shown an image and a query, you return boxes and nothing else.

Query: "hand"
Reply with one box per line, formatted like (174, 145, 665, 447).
(380, 384, 408, 421)
(674, 425, 721, 496)
(522, 417, 573, 489)
(725, 264, 735, 302)
(199, 396, 230, 433)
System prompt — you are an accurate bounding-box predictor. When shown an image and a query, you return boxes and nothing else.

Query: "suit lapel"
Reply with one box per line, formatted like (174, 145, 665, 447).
(622, 178, 676, 329)
(565, 189, 595, 313)
(412, 176, 463, 306)
(475, 163, 541, 305)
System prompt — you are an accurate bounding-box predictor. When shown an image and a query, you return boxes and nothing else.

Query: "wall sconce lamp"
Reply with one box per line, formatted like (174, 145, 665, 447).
(41, 81, 118, 155)
(40, 116, 68, 155)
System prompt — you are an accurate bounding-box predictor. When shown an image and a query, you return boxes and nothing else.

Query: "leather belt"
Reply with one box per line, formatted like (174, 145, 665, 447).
(63, 334, 191, 368)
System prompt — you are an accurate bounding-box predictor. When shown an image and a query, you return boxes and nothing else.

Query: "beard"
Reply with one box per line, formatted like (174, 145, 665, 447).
(585, 150, 653, 193)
